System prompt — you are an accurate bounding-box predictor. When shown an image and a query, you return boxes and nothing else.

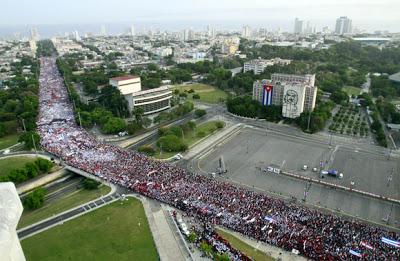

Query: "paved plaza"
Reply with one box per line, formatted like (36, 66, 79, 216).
(196, 126, 400, 230)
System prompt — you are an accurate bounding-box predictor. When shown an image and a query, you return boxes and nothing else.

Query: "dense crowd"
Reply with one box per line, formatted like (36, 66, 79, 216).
(191, 222, 252, 261)
(38, 57, 399, 260)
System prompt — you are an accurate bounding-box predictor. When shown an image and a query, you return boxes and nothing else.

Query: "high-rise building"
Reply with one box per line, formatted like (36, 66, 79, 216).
(100, 25, 107, 36)
(30, 27, 39, 41)
(252, 73, 317, 119)
(242, 25, 251, 38)
(74, 30, 81, 41)
(335, 16, 352, 35)
(130, 25, 135, 37)
(294, 18, 304, 34)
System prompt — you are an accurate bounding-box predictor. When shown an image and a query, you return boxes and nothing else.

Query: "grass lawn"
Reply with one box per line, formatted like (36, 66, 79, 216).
(0, 156, 37, 176)
(173, 83, 228, 103)
(21, 197, 158, 261)
(342, 86, 361, 96)
(0, 133, 20, 150)
(18, 185, 111, 229)
(153, 120, 225, 159)
(184, 120, 225, 147)
(216, 228, 274, 261)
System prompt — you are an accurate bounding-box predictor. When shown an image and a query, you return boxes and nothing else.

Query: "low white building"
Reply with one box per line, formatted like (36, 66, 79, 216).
(244, 58, 291, 75)
(110, 76, 172, 115)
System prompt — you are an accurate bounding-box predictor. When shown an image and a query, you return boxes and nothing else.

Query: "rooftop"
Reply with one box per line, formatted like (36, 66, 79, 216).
(389, 72, 400, 83)
(110, 75, 140, 82)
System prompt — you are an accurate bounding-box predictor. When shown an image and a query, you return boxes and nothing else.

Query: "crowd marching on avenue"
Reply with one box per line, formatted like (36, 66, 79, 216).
(38, 57, 399, 260)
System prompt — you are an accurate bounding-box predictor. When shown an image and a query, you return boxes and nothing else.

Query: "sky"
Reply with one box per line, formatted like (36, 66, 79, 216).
(1, 0, 400, 35)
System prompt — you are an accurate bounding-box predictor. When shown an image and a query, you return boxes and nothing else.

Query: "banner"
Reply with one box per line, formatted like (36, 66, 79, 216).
(262, 84, 274, 106)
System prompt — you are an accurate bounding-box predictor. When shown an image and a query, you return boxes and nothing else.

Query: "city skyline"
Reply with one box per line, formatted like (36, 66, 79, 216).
(1, 0, 400, 35)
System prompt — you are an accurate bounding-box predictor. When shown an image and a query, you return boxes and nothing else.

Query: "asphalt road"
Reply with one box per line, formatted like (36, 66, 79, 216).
(18, 194, 116, 239)
(127, 104, 225, 150)
(191, 126, 400, 230)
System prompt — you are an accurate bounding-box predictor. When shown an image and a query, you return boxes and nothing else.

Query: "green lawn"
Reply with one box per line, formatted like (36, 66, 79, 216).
(342, 86, 362, 96)
(0, 156, 37, 176)
(153, 120, 225, 159)
(216, 228, 274, 261)
(18, 185, 111, 229)
(21, 198, 158, 261)
(184, 120, 225, 147)
(0, 133, 20, 150)
(173, 83, 228, 103)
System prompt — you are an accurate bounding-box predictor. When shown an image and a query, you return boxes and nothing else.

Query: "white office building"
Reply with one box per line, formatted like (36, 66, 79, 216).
(110, 76, 172, 115)
(294, 18, 304, 34)
(252, 73, 318, 119)
(244, 58, 291, 75)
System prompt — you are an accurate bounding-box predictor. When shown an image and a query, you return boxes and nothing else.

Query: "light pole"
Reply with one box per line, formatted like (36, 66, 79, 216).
(31, 134, 37, 154)
(22, 118, 26, 132)
(78, 111, 82, 127)
(306, 111, 311, 133)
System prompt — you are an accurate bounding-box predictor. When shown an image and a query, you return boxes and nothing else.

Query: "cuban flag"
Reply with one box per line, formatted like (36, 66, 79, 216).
(262, 83, 274, 106)
(349, 250, 362, 257)
(264, 216, 275, 223)
(381, 237, 400, 248)
(360, 241, 374, 250)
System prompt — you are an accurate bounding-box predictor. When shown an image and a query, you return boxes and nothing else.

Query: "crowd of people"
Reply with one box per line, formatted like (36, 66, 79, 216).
(38, 57, 399, 260)
(192, 222, 252, 261)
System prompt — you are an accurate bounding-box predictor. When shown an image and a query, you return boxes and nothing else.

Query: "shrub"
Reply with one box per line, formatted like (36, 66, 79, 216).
(215, 121, 224, 129)
(138, 145, 156, 156)
(192, 94, 200, 99)
(83, 178, 100, 190)
(24, 187, 46, 210)
(157, 135, 187, 152)
(195, 109, 206, 118)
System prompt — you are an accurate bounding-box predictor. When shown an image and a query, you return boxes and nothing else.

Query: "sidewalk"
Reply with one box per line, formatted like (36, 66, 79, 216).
(141, 198, 186, 261)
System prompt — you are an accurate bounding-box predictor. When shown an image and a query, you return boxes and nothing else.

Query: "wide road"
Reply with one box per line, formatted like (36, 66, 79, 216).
(186, 123, 400, 230)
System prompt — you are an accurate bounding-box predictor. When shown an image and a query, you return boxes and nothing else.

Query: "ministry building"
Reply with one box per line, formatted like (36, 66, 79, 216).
(110, 76, 172, 115)
(252, 73, 317, 118)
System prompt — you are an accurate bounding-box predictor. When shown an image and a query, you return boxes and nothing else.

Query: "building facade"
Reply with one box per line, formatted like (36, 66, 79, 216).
(244, 58, 291, 75)
(335, 16, 352, 35)
(110, 76, 172, 115)
(252, 73, 318, 119)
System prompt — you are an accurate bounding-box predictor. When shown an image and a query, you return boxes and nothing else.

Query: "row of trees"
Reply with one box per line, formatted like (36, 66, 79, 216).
(0, 158, 53, 184)
(0, 56, 39, 138)
(226, 96, 283, 122)
(56, 58, 130, 134)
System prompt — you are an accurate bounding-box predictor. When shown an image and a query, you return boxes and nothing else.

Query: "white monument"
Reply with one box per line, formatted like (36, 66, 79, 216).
(0, 182, 25, 261)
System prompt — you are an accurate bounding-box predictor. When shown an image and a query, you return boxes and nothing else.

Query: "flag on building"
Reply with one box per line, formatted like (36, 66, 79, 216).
(262, 84, 274, 106)
(381, 237, 400, 248)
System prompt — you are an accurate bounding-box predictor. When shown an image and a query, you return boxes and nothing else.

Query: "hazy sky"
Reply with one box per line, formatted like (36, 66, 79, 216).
(1, 0, 400, 32)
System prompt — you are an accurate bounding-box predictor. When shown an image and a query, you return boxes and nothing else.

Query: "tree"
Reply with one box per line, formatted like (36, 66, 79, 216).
(133, 107, 144, 125)
(24, 187, 46, 210)
(215, 121, 224, 129)
(195, 109, 207, 118)
(83, 178, 100, 190)
(157, 135, 187, 152)
(127, 121, 143, 135)
(331, 90, 349, 104)
(19, 131, 40, 150)
(34, 158, 53, 173)
(101, 117, 126, 134)
(187, 231, 197, 243)
(25, 162, 39, 179)
(138, 145, 156, 156)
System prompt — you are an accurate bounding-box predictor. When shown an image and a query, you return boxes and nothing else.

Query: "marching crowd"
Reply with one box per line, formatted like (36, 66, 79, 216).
(38, 57, 399, 260)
